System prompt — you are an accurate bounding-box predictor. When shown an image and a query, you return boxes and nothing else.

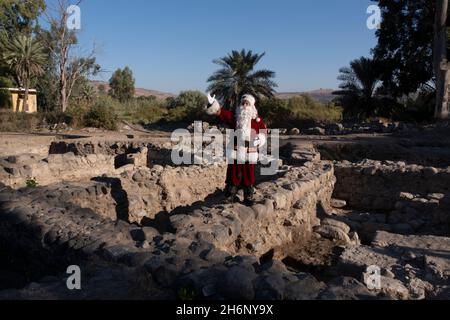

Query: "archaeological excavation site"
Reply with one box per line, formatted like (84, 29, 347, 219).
(0, 124, 449, 300)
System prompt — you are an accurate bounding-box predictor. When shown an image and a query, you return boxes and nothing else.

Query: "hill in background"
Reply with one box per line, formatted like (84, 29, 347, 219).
(276, 89, 336, 103)
(90, 81, 336, 103)
(90, 81, 175, 100)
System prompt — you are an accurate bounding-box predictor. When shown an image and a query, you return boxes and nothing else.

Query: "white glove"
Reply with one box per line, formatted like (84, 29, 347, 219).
(253, 134, 267, 148)
(207, 93, 216, 105)
(205, 92, 221, 115)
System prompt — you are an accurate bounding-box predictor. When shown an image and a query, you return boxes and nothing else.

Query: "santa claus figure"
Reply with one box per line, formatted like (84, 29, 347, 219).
(205, 93, 267, 206)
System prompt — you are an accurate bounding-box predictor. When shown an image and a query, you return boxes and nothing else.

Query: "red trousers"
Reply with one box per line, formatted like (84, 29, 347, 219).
(226, 162, 256, 187)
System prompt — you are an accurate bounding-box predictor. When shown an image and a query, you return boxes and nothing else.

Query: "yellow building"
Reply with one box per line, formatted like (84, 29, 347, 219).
(2, 88, 38, 113)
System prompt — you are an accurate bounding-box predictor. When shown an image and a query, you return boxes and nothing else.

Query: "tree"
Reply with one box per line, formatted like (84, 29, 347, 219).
(333, 57, 383, 119)
(109, 67, 135, 102)
(0, 0, 46, 37)
(40, 0, 100, 112)
(0, 76, 13, 108)
(0, 34, 46, 112)
(97, 84, 106, 95)
(434, 0, 450, 119)
(372, 0, 436, 97)
(207, 49, 277, 109)
(169, 90, 207, 109)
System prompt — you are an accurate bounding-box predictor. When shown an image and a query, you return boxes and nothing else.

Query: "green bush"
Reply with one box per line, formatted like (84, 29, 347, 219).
(116, 98, 167, 124)
(258, 96, 342, 127)
(163, 90, 208, 123)
(0, 110, 41, 132)
(83, 100, 118, 130)
(288, 95, 342, 122)
(0, 76, 13, 109)
(26, 177, 39, 188)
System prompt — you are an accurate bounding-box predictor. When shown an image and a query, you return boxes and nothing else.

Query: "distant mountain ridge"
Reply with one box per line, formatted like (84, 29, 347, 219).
(276, 89, 336, 103)
(90, 81, 336, 103)
(90, 81, 175, 100)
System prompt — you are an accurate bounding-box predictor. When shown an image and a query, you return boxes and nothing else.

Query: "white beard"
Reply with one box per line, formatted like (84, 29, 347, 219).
(236, 105, 258, 141)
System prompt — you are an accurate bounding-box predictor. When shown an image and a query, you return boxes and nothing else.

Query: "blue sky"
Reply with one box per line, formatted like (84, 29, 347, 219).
(55, 0, 378, 94)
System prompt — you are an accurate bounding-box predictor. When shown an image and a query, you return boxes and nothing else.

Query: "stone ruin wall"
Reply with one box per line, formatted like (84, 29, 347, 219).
(333, 160, 450, 237)
(334, 160, 450, 211)
(171, 162, 336, 256)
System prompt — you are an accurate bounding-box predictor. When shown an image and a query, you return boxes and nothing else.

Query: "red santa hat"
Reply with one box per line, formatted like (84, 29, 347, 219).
(241, 94, 256, 107)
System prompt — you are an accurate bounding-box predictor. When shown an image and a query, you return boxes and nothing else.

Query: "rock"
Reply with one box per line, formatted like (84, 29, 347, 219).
(392, 223, 414, 235)
(427, 193, 445, 200)
(252, 204, 269, 220)
(377, 276, 410, 300)
(407, 278, 433, 300)
(399, 192, 415, 200)
(331, 199, 347, 209)
(314, 224, 351, 244)
(308, 127, 326, 135)
(320, 277, 376, 300)
(129, 228, 146, 242)
(284, 273, 326, 300)
(423, 167, 439, 177)
(381, 268, 395, 279)
(102, 245, 136, 262)
(233, 204, 256, 224)
(289, 128, 300, 135)
(221, 266, 257, 300)
(322, 218, 351, 234)
(142, 227, 159, 242)
(201, 248, 231, 264)
(327, 123, 344, 134)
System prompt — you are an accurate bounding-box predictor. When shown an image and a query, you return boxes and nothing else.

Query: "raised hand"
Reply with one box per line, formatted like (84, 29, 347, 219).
(207, 93, 216, 106)
(205, 93, 221, 115)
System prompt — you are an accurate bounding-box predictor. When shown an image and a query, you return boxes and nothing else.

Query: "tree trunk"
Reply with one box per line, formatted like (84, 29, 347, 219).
(60, 77, 68, 112)
(434, 0, 450, 119)
(23, 86, 29, 113)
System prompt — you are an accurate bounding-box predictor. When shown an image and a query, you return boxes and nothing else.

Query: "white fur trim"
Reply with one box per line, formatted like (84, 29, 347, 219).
(206, 100, 220, 115)
(257, 134, 267, 148)
(225, 148, 260, 164)
(256, 117, 261, 123)
(248, 152, 258, 164)
(226, 149, 236, 163)
(236, 147, 247, 163)
(241, 94, 256, 107)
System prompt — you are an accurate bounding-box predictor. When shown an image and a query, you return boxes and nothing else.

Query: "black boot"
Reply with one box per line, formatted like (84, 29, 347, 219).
(243, 186, 256, 206)
(224, 184, 238, 203)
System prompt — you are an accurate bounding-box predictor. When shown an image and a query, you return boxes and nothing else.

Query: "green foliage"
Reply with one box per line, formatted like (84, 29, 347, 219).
(109, 67, 135, 102)
(258, 96, 342, 127)
(258, 97, 294, 126)
(393, 90, 436, 122)
(177, 286, 197, 301)
(287, 96, 342, 122)
(25, 176, 38, 188)
(0, 110, 40, 131)
(112, 96, 167, 125)
(333, 57, 387, 120)
(97, 84, 106, 95)
(0, 76, 13, 108)
(372, 0, 435, 96)
(165, 90, 208, 123)
(83, 100, 118, 130)
(169, 90, 207, 109)
(0, 33, 46, 112)
(207, 49, 278, 108)
(0, 0, 46, 36)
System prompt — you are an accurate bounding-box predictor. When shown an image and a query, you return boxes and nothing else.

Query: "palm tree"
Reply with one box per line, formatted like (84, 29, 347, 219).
(333, 57, 382, 119)
(1, 34, 46, 112)
(207, 49, 277, 109)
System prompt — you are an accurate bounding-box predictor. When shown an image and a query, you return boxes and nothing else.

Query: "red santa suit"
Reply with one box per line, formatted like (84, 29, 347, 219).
(216, 97, 267, 189)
